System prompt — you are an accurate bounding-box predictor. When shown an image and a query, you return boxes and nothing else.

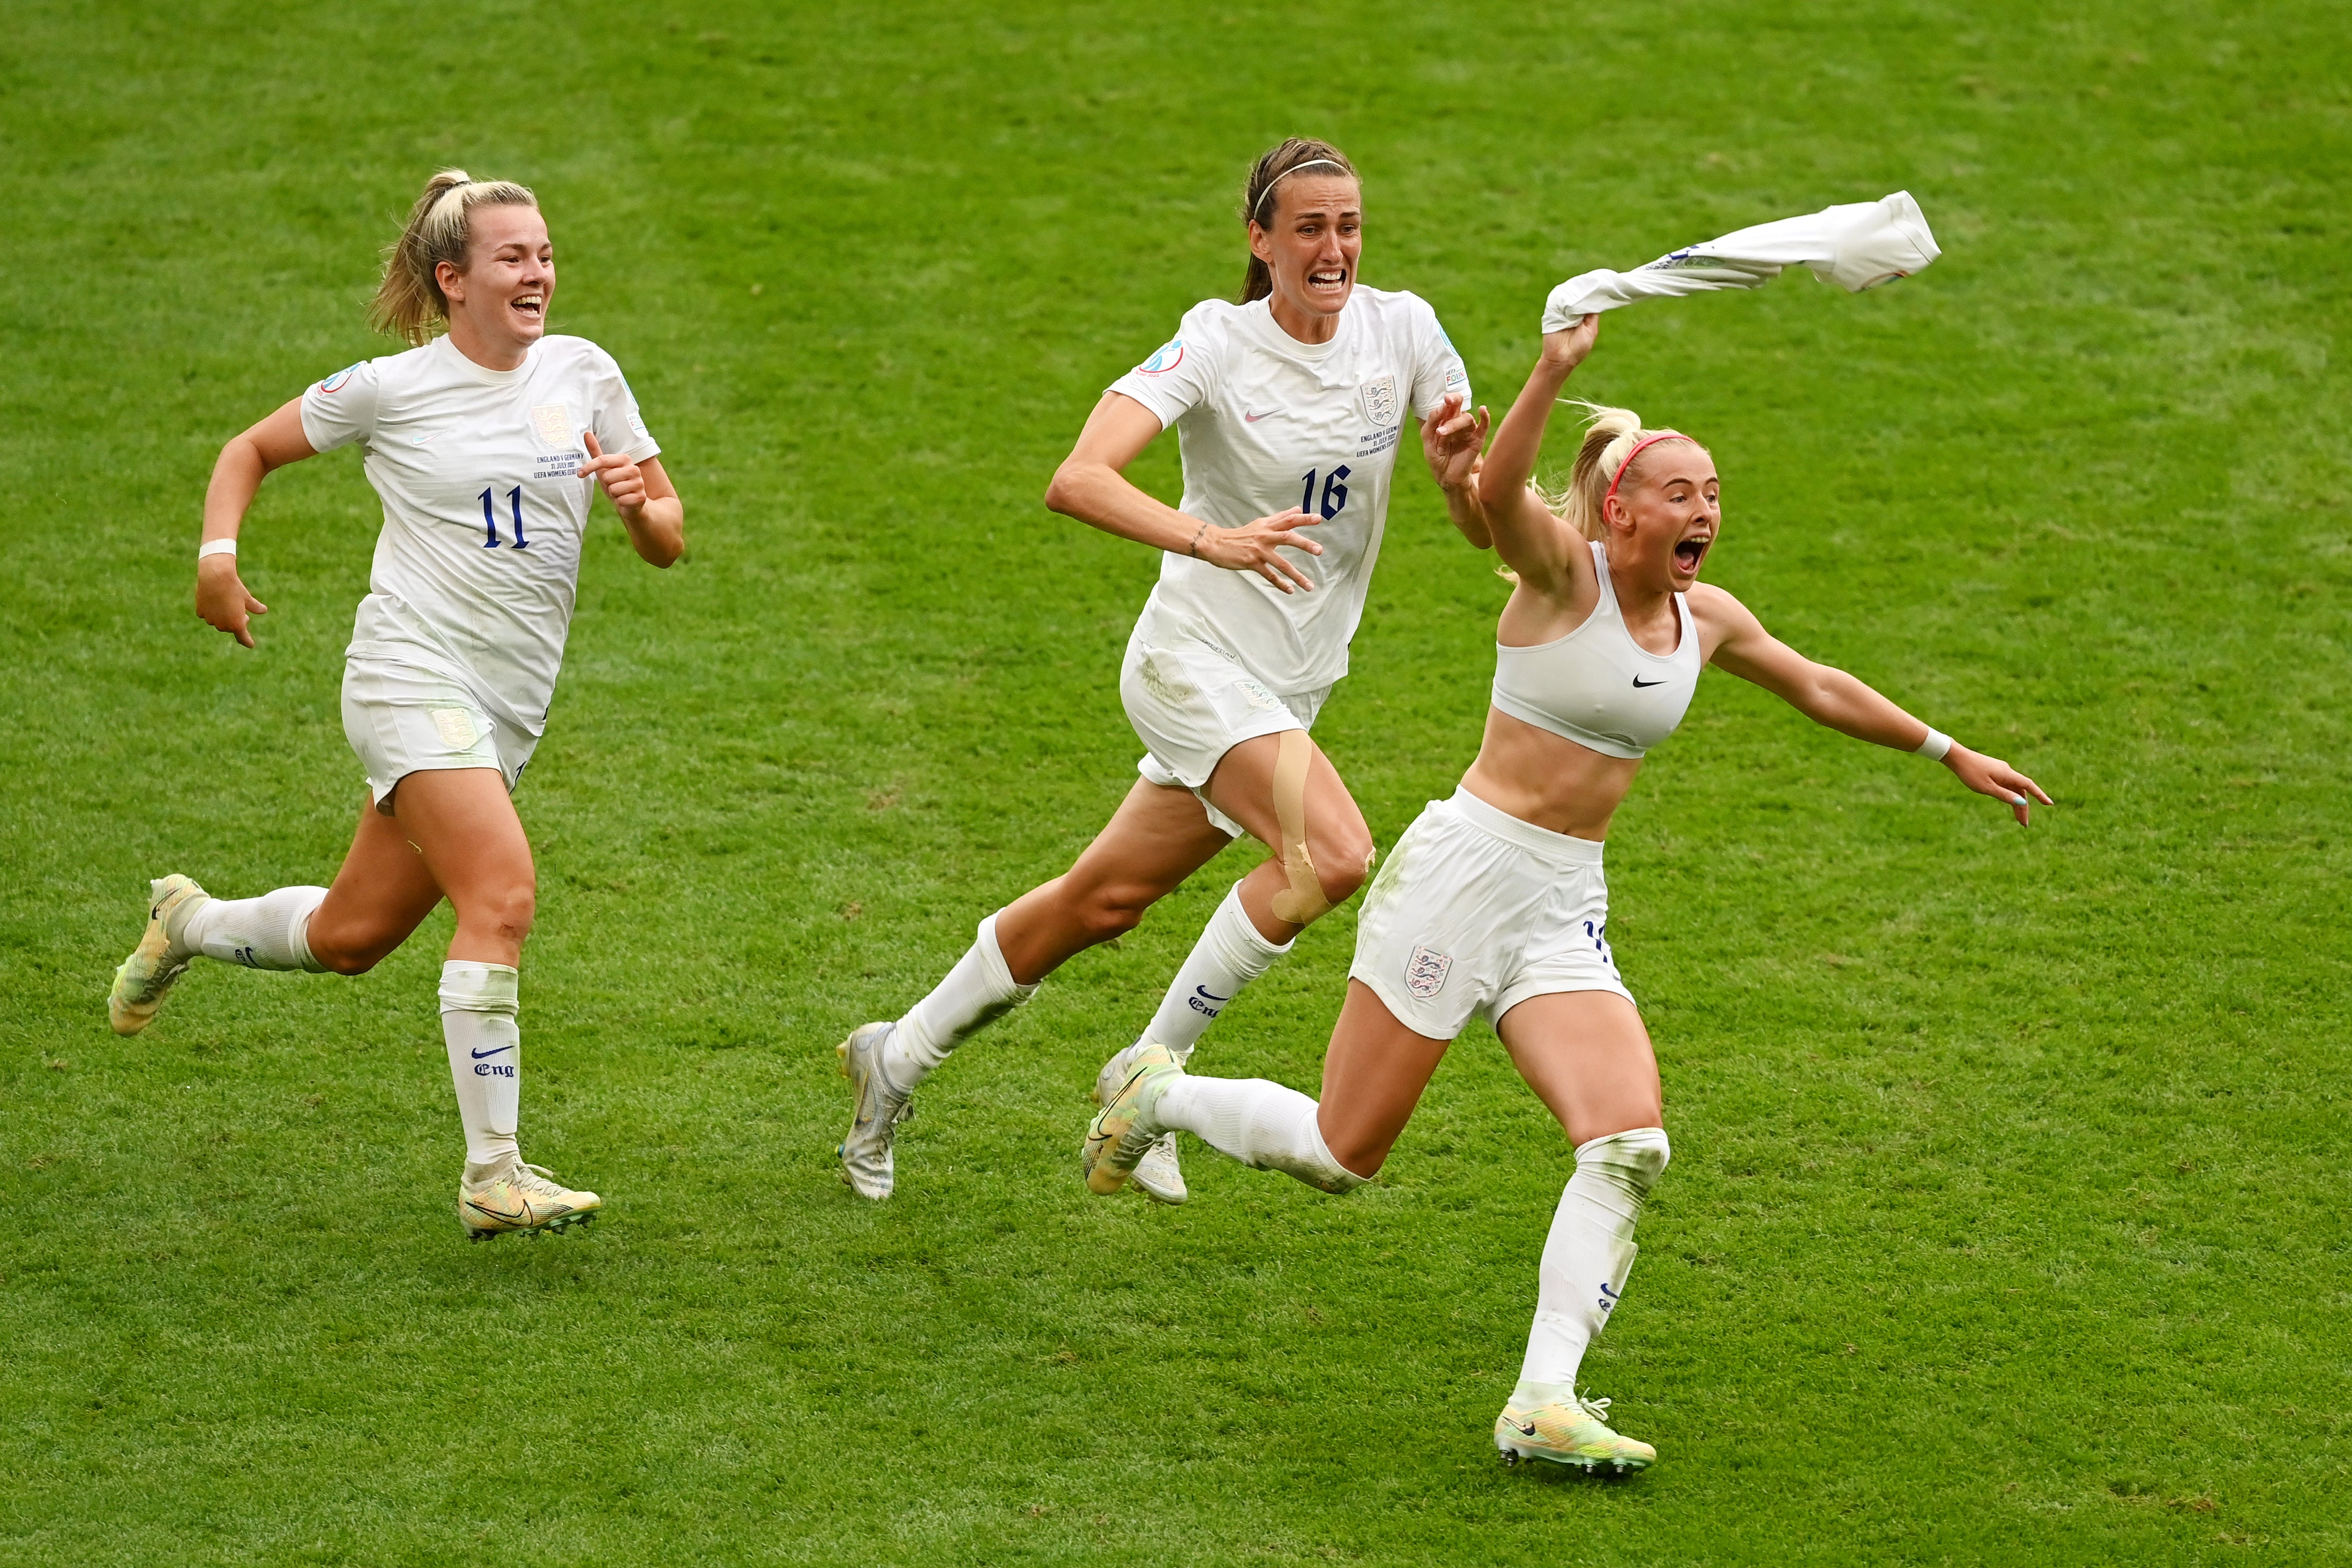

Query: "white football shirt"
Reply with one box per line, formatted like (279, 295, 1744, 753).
(1109, 287, 1469, 695)
(299, 333, 660, 745)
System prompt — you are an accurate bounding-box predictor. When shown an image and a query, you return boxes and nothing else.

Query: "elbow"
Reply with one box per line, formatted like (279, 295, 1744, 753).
(1044, 462, 1091, 518)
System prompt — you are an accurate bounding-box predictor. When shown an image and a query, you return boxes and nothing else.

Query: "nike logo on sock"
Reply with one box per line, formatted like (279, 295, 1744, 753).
(1632, 676, 1668, 688)
(470, 1044, 515, 1059)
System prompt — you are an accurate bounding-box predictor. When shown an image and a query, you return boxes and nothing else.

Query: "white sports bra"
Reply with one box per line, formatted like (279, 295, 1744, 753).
(1490, 541, 1702, 759)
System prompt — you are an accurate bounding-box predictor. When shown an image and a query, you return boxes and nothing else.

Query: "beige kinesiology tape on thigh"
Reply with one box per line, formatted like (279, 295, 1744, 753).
(1269, 729, 1332, 925)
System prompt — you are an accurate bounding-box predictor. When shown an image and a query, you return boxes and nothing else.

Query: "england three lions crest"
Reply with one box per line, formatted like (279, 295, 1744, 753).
(1360, 374, 1399, 429)
(1403, 944, 1453, 999)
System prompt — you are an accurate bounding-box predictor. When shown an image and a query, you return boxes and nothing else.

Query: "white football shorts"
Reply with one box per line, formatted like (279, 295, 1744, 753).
(341, 655, 535, 813)
(1122, 602, 1331, 839)
(1350, 785, 1633, 1040)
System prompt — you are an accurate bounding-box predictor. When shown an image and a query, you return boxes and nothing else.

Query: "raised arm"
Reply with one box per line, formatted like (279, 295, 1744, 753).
(1695, 583, 2053, 825)
(1477, 315, 1603, 589)
(197, 397, 317, 647)
(1044, 392, 1327, 595)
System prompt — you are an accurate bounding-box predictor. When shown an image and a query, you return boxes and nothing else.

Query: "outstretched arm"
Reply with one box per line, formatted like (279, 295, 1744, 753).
(1045, 392, 1327, 595)
(1477, 315, 1603, 589)
(1696, 583, 2053, 826)
(197, 397, 316, 647)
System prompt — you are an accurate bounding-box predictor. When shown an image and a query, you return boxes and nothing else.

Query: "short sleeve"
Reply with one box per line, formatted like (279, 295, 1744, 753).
(1106, 304, 1223, 429)
(587, 349, 660, 462)
(1407, 298, 1471, 419)
(299, 360, 382, 454)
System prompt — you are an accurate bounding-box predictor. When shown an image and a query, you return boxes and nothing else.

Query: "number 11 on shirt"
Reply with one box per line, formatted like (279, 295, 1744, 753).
(479, 485, 529, 550)
(1300, 466, 1352, 521)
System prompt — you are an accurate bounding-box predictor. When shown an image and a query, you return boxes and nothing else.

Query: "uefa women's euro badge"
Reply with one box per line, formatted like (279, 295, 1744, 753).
(1360, 375, 1399, 428)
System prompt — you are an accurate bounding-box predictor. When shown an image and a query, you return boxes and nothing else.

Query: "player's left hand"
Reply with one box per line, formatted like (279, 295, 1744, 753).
(1421, 393, 1490, 492)
(1945, 744, 2053, 826)
(578, 431, 646, 517)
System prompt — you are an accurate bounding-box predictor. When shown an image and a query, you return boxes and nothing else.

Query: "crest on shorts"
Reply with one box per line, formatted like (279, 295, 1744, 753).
(531, 404, 575, 448)
(1236, 677, 1284, 715)
(1403, 944, 1453, 999)
(429, 708, 478, 749)
(1360, 374, 1399, 428)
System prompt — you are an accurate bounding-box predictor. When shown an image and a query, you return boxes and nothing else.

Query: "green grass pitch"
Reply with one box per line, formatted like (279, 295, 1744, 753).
(3, 0, 2347, 1561)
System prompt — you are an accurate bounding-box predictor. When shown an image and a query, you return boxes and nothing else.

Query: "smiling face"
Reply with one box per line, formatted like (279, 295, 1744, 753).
(1249, 174, 1362, 331)
(1603, 440, 1721, 592)
(436, 203, 553, 360)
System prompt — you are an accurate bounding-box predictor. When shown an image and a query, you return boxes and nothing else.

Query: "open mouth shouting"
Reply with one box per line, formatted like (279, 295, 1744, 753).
(1672, 533, 1712, 576)
(1305, 266, 1350, 299)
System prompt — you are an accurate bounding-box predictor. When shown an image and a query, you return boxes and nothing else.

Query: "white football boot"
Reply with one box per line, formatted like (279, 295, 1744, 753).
(1495, 1392, 1656, 1475)
(108, 875, 211, 1036)
(837, 1021, 914, 1200)
(1094, 1040, 1188, 1204)
(459, 1156, 600, 1240)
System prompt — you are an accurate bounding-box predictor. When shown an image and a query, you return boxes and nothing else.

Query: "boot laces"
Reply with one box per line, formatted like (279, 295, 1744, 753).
(513, 1162, 576, 1199)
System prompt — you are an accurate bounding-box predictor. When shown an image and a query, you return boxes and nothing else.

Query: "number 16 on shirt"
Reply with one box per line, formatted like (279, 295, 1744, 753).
(1300, 465, 1351, 520)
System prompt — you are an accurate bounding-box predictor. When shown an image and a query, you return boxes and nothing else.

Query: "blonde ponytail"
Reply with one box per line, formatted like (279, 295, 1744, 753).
(367, 168, 539, 345)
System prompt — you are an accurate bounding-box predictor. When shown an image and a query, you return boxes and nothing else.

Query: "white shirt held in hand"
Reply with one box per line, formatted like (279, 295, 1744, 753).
(1542, 191, 1943, 331)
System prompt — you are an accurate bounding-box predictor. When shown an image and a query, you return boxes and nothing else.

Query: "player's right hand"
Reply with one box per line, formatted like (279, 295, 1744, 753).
(196, 554, 268, 647)
(1539, 310, 1601, 370)
(1197, 507, 1323, 594)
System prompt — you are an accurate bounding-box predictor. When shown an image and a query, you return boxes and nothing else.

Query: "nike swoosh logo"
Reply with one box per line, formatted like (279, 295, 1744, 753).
(1243, 409, 1279, 423)
(1631, 676, 1669, 689)
(470, 1044, 514, 1059)
(1193, 986, 1231, 1002)
(1507, 1418, 1537, 1436)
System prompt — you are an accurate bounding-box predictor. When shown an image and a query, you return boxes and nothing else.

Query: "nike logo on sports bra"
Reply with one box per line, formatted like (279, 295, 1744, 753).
(1631, 676, 1669, 688)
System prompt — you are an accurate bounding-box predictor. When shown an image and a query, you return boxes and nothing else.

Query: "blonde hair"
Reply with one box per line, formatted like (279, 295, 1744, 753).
(1543, 402, 1705, 542)
(367, 169, 539, 345)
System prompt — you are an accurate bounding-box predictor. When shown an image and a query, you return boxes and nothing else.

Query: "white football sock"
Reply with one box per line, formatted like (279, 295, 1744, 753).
(1140, 880, 1293, 1063)
(439, 961, 521, 1169)
(1515, 1126, 1671, 1401)
(177, 886, 330, 972)
(1152, 1073, 1365, 1194)
(884, 910, 1039, 1089)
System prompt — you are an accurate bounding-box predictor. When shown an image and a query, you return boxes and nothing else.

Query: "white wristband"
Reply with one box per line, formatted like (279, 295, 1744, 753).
(198, 538, 238, 561)
(1914, 727, 1953, 761)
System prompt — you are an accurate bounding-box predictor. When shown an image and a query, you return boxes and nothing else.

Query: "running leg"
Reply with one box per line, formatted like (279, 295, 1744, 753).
(1491, 990, 1667, 1472)
(1100, 980, 1446, 1194)
(107, 795, 443, 1034)
(838, 776, 1231, 1200)
(388, 769, 595, 1237)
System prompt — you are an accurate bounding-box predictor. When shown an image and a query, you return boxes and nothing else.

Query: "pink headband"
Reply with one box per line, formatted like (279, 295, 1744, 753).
(1604, 431, 1693, 505)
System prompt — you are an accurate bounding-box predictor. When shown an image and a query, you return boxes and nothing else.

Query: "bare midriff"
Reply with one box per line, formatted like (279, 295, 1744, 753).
(1457, 705, 1644, 842)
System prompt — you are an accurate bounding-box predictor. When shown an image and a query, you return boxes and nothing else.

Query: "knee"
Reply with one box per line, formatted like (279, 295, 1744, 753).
(487, 884, 536, 944)
(459, 881, 536, 945)
(1072, 882, 1151, 946)
(1576, 1126, 1671, 1196)
(1308, 829, 1377, 912)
